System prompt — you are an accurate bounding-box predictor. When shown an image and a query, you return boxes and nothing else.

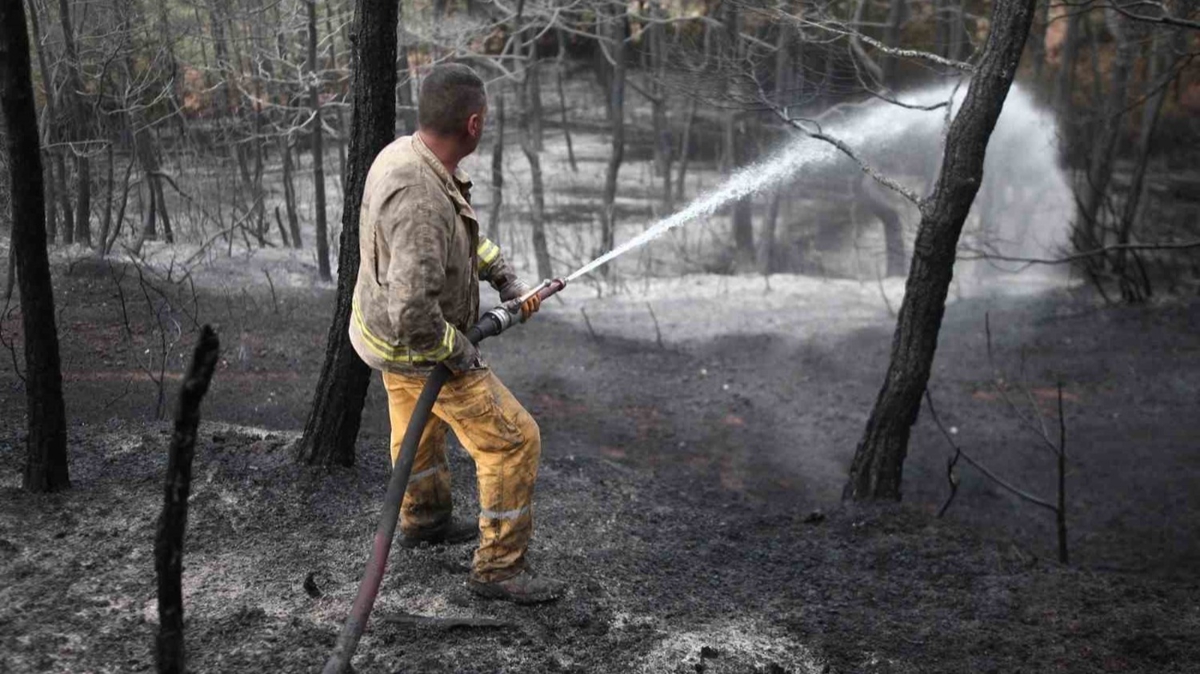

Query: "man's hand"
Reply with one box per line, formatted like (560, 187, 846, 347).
(520, 294, 541, 320)
(445, 331, 481, 374)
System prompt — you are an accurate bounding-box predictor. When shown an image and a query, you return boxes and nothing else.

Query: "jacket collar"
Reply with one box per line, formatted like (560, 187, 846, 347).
(411, 132, 473, 196)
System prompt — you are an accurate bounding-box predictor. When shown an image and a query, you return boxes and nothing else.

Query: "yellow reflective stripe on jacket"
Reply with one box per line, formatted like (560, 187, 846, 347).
(352, 298, 455, 364)
(477, 238, 501, 272)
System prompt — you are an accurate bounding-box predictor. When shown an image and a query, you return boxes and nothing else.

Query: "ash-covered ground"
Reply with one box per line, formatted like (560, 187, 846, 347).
(2, 251, 1199, 673)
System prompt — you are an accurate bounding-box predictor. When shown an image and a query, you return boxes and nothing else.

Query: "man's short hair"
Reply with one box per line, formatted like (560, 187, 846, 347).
(418, 64, 487, 136)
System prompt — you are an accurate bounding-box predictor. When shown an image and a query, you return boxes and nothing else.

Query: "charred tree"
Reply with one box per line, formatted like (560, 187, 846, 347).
(309, 0, 332, 282)
(1, 0, 70, 492)
(761, 19, 795, 274)
(647, 1, 672, 212)
(600, 8, 627, 270)
(555, 29, 577, 173)
(24, 0, 69, 245)
(845, 0, 1037, 501)
(857, 174, 907, 277)
(296, 0, 397, 467)
(721, 0, 754, 266)
(396, 4, 416, 136)
(519, 33, 552, 281)
(881, 0, 906, 86)
(56, 0, 91, 247)
(488, 92, 505, 243)
(281, 137, 303, 248)
(155, 327, 220, 674)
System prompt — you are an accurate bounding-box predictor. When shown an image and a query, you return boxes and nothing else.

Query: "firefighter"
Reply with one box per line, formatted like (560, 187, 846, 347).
(348, 63, 564, 604)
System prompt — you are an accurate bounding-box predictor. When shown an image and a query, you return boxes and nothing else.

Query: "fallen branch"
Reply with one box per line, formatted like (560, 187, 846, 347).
(381, 613, 513, 631)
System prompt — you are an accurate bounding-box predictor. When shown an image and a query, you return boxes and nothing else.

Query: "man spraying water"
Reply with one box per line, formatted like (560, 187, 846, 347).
(348, 63, 565, 604)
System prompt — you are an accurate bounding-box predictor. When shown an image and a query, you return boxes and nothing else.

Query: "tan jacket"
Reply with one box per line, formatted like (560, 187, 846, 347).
(349, 134, 526, 374)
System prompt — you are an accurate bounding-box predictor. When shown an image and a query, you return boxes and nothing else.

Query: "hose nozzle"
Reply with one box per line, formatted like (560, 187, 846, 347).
(506, 278, 567, 321)
(477, 278, 569, 341)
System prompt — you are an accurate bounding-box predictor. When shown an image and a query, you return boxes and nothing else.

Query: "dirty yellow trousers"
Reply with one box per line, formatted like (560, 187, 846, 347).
(382, 368, 541, 583)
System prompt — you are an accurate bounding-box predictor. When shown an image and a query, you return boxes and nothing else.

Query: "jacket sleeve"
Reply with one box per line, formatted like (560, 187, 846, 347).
(383, 188, 477, 370)
(477, 236, 530, 302)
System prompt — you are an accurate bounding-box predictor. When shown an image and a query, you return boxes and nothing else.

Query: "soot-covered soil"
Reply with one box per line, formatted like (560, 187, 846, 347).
(2, 258, 1199, 672)
(3, 426, 1198, 673)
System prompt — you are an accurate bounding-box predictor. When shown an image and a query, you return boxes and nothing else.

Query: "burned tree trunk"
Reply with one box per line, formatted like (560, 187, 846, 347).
(25, 0, 67, 245)
(845, 0, 1037, 501)
(297, 0, 397, 467)
(721, 1, 754, 266)
(57, 0, 91, 247)
(600, 9, 627, 268)
(396, 5, 416, 136)
(155, 326, 220, 674)
(881, 0, 906, 86)
(488, 93, 505, 243)
(308, 0, 332, 282)
(555, 30, 577, 173)
(647, 2, 672, 212)
(1074, 9, 1134, 255)
(857, 174, 907, 277)
(1, 0, 70, 492)
(519, 42, 552, 281)
(281, 136, 303, 248)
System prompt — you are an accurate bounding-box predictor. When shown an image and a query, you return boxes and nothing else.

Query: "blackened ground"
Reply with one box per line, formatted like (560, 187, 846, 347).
(1, 260, 1199, 672)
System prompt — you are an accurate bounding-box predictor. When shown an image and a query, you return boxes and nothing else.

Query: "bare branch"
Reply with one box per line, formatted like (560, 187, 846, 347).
(771, 105, 923, 207)
(924, 389, 1058, 513)
(958, 241, 1200, 270)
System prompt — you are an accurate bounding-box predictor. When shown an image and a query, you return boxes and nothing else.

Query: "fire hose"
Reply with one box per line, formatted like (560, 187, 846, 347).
(322, 278, 568, 674)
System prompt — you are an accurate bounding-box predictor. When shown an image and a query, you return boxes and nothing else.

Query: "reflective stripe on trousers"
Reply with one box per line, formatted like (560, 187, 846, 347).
(382, 368, 541, 583)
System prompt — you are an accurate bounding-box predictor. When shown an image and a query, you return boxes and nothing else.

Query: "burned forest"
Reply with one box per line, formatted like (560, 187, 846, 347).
(2, 0, 1200, 671)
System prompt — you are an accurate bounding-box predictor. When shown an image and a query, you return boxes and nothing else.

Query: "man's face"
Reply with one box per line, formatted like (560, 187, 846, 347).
(464, 103, 487, 156)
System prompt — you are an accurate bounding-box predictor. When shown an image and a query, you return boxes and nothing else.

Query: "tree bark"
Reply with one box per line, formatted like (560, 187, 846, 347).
(281, 136, 303, 248)
(395, 7, 416, 136)
(721, 1, 753, 265)
(326, 1, 348, 181)
(1, 0, 70, 492)
(675, 97, 696, 204)
(845, 0, 1037, 501)
(98, 142, 115, 257)
(555, 30, 577, 173)
(1075, 9, 1133, 254)
(488, 92, 505, 243)
(648, 2, 672, 212)
(1052, 6, 1083, 113)
(1113, 28, 1173, 296)
(155, 326, 220, 674)
(881, 0, 906, 86)
(527, 48, 544, 152)
(297, 0, 397, 466)
(600, 9, 627, 271)
(25, 0, 65, 245)
(519, 32, 552, 281)
(309, 0, 332, 281)
(57, 0, 91, 247)
(857, 174, 907, 277)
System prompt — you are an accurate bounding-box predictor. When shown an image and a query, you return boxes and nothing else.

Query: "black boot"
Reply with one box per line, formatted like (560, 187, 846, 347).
(468, 568, 565, 604)
(399, 518, 478, 548)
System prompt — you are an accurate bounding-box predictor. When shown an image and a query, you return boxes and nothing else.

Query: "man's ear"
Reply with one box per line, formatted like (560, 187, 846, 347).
(467, 111, 484, 139)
